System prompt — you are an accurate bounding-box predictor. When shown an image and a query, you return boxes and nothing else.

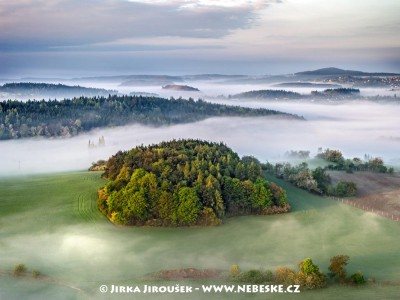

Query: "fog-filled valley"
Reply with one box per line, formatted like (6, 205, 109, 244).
(1, 74, 400, 300)
(1, 75, 399, 175)
(1, 101, 400, 176)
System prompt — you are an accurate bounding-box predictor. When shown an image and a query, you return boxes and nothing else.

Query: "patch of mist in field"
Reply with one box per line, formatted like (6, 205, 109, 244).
(1, 223, 158, 278)
(0, 204, 395, 273)
(0, 223, 238, 284)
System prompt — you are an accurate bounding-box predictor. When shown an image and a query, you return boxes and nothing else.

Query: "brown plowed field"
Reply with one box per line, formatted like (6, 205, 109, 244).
(328, 171, 400, 220)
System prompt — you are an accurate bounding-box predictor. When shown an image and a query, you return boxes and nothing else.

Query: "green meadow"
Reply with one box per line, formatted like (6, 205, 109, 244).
(0, 172, 399, 299)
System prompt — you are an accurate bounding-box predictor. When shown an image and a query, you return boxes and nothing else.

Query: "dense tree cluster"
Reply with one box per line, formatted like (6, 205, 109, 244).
(284, 150, 310, 159)
(316, 148, 344, 163)
(268, 148, 395, 197)
(266, 162, 357, 197)
(311, 88, 360, 97)
(230, 87, 391, 102)
(230, 89, 302, 100)
(230, 255, 366, 290)
(324, 88, 360, 94)
(267, 162, 324, 194)
(317, 149, 394, 174)
(328, 255, 365, 285)
(162, 84, 199, 91)
(98, 139, 289, 226)
(0, 95, 300, 140)
(231, 257, 325, 290)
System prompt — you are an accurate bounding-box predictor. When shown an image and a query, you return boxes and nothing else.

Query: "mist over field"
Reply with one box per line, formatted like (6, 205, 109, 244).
(1, 170, 400, 300)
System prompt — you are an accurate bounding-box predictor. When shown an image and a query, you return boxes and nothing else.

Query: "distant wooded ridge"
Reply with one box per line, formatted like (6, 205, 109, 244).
(0, 95, 303, 140)
(294, 67, 399, 77)
(230, 88, 360, 100)
(273, 82, 341, 88)
(162, 84, 200, 91)
(4, 67, 397, 85)
(0, 82, 117, 98)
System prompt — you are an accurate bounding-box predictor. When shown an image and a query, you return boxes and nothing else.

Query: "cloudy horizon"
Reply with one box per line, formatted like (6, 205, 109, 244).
(1, 0, 399, 77)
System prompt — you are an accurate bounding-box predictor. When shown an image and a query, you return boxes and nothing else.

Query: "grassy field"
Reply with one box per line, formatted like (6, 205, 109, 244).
(0, 172, 400, 299)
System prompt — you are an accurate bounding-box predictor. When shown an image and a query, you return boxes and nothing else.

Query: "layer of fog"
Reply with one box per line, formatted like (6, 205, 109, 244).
(2, 74, 398, 102)
(60, 79, 400, 99)
(1, 81, 400, 299)
(1, 100, 399, 176)
(0, 206, 388, 277)
(1, 77, 399, 176)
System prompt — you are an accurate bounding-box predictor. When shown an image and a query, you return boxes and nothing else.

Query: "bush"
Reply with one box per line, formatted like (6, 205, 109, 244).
(32, 270, 41, 278)
(300, 258, 320, 275)
(317, 149, 344, 164)
(229, 264, 240, 277)
(275, 266, 297, 285)
(334, 180, 357, 197)
(14, 264, 27, 276)
(294, 271, 327, 290)
(296, 258, 326, 290)
(328, 255, 349, 283)
(237, 270, 266, 284)
(232, 268, 274, 284)
(349, 272, 365, 285)
(263, 270, 274, 282)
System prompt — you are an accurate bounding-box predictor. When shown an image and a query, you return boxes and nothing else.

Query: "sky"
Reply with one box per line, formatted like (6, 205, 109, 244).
(0, 0, 399, 77)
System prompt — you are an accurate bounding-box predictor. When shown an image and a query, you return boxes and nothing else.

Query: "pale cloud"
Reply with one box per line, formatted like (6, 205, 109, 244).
(127, 0, 274, 9)
(256, 0, 400, 48)
(0, 0, 399, 76)
(0, 0, 272, 51)
(49, 35, 225, 54)
(207, 0, 400, 64)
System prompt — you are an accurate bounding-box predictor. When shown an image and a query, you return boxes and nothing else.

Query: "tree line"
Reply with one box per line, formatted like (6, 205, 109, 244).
(0, 95, 301, 140)
(98, 139, 289, 226)
(0, 82, 117, 99)
(230, 87, 389, 102)
(265, 162, 357, 197)
(317, 148, 394, 174)
(266, 148, 395, 197)
(230, 255, 366, 290)
(230, 89, 303, 99)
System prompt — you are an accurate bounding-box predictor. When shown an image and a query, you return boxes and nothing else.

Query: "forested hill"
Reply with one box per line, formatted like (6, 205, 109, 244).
(230, 88, 368, 101)
(295, 67, 399, 77)
(98, 139, 289, 226)
(231, 90, 303, 99)
(0, 82, 117, 99)
(0, 95, 303, 140)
